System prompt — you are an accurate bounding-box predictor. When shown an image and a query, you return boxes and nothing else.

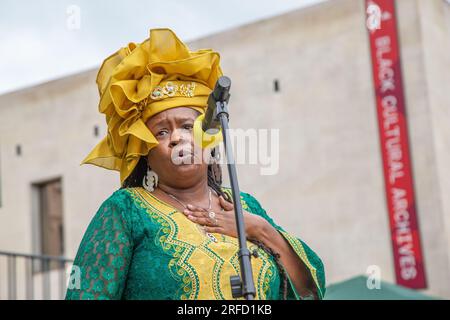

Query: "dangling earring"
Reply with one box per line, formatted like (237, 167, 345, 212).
(143, 167, 158, 192)
(210, 147, 222, 185)
(211, 146, 220, 164)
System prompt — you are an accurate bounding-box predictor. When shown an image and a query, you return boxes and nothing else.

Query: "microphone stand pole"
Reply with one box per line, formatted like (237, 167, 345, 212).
(209, 77, 256, 300)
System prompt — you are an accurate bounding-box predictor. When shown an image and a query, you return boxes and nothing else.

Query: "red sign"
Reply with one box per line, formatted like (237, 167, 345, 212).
(366, 0, 427, 289)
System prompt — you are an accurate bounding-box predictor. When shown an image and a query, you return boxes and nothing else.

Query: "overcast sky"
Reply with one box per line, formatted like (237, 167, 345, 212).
(0, 0, 326, 95)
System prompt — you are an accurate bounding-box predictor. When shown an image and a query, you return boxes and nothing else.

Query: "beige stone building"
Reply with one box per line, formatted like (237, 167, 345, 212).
(0, 0, 449, 299)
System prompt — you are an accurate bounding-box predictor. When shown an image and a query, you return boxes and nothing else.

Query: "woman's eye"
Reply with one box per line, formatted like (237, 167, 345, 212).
(182, 124, 193, 130)
(156, 130, 168, 137)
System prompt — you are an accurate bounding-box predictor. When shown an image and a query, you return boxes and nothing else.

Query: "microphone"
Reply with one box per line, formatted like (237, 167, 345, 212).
(193, 76, 231, 149)
(202, 76, 231, 133)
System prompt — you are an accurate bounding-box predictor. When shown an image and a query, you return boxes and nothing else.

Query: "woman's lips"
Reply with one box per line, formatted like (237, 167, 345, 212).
(172, 145, 196, 165)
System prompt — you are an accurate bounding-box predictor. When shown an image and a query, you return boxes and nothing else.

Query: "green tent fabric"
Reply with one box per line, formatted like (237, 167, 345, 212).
(324, 275, 439, 300)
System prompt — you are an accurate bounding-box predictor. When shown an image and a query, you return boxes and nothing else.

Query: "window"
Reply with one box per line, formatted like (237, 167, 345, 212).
(35, 179, 65, 257)
(273, 79, 280, 92)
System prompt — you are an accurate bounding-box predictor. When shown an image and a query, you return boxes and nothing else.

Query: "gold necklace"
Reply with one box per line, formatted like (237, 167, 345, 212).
(160, 187, 219, 243)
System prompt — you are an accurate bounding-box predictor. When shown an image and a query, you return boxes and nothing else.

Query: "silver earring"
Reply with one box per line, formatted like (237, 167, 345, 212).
(211, 147, 220, 164)
(143, 167, 158, 192)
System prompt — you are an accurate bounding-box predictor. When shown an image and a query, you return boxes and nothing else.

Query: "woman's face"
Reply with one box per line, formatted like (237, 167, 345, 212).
(145, 107, 211, 189)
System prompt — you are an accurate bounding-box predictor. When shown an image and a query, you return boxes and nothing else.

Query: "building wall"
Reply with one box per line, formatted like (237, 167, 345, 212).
(0, 0, 449, 298)
(0, 70, 119, 258)
(417, 0, 450, 276)
(395, 0, 450, 297)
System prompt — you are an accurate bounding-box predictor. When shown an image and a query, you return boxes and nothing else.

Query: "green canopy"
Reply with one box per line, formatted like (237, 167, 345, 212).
(324, 275, 439, 300)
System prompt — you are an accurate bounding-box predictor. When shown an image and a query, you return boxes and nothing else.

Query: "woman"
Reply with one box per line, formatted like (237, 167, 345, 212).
(65, 28, 325, 300)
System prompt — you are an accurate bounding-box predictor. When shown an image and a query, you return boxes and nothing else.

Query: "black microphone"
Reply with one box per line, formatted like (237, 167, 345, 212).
(202, 76, 231, 132)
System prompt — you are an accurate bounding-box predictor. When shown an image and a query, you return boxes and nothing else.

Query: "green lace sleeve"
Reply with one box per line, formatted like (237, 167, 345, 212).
(65, 190, 134, 300)
(238, 191, 326, 300)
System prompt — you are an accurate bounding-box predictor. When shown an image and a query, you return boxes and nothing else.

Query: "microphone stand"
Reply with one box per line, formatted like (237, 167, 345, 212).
(207, 76, 256, 300)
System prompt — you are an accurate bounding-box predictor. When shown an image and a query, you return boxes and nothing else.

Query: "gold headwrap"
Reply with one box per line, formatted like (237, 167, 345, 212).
(81, 28, 223, 184)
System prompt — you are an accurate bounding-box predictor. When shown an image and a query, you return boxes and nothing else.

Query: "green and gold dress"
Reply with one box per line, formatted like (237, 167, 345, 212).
(65, 187, 325, 300)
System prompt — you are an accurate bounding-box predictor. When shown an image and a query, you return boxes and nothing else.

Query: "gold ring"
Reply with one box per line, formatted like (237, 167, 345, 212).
(208, 211, 218, 226)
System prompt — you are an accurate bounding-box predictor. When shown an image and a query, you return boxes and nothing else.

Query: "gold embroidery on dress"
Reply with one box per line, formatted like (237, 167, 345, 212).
(131, 187, 276, 300)
(279, 231, 323, 298)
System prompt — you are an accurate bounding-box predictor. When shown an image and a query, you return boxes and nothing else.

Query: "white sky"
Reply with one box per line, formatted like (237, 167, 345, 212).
(0, 0, 326, 95)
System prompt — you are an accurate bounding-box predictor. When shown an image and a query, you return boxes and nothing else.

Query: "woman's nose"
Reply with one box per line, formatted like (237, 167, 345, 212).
(169, 128, 190, 148)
